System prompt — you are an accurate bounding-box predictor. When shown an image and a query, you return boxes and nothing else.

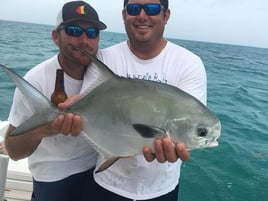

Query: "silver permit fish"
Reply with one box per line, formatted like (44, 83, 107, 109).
(0, 47, 221, 172)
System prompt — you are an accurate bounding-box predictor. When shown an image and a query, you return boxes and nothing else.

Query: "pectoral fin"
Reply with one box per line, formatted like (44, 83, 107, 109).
(133, 124, 168, 138)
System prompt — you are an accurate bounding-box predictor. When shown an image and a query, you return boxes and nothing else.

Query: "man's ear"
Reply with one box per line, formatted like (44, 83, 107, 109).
(122, 9, 127, 21)
(164, 9, 171, 24)
(52, 30, 60, 46)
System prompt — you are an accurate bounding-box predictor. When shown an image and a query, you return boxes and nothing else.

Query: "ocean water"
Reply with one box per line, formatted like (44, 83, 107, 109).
(0, 20, 267, 201)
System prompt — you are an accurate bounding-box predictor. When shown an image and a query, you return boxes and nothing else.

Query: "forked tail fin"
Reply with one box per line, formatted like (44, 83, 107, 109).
(0, 64, 60, 136)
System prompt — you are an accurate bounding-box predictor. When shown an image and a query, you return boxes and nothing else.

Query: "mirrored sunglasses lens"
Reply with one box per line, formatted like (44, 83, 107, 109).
(126, 4, 161, 16)
(65, 26, 83, 37)
(127, 4, 141, 16)
(145, 4, 161, 15)
(86, 28, 99, 38)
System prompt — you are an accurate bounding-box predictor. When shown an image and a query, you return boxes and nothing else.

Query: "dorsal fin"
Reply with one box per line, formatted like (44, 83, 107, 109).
(72, 46, 116, 79)
(69, 46, 118, 108)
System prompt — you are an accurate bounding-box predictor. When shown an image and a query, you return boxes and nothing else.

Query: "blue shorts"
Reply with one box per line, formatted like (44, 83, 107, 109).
(31, 167, 179, 201)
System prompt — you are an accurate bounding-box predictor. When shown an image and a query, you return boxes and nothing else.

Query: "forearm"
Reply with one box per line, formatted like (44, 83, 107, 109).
(5, 124, 50, 160)
(5, 114, 82, 160)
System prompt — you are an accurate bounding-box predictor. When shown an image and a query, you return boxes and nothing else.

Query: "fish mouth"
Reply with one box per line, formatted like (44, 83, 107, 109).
(194, 134, 220, 150)
(207, 135, 220, 148)
(207, 121, 221, 148)
(208, 139, 219, 148)
(187, 135, 219, 151)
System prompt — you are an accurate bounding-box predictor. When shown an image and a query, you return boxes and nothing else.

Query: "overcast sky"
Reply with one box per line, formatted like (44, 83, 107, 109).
(1, 0, 268, 48)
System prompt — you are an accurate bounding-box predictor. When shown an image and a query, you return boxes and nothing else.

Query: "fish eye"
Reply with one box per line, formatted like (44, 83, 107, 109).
(197, 127, 208, 137)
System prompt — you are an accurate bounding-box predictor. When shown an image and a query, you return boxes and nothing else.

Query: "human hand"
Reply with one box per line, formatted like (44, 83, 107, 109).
(51, 113, 82, 136)
(58, 94, 80, 109)
(51, 95, 82, 136)
(0, 141, 8, 154)
(45, 94, 82, 136)
(143, 137, 190, 163)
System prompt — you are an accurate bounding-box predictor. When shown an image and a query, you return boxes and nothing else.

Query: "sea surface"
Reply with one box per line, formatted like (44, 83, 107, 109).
(0, 20, 267, 201)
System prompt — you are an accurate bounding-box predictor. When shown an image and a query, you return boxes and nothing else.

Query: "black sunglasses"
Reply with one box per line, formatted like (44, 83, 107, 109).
(58, 25, 99, 39)
(126, 3, 164, 16)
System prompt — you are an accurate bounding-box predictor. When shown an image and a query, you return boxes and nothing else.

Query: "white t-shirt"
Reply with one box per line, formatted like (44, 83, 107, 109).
(8, 55, 98, 182)
(93, 41, 207, 200)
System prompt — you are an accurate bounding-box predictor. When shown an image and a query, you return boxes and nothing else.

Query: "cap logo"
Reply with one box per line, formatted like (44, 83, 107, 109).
(76, 5, 87, 15)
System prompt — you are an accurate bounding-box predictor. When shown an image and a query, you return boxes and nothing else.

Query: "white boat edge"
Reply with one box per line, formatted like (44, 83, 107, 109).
(0, 120, 30, 173)
(0, 120, 9, 140)
(1, 120, 32, 201)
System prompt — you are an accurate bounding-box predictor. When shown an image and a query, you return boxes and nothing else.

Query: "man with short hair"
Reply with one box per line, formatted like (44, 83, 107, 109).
(94, 0, 206, 200)
(5, 1, 107, 201)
